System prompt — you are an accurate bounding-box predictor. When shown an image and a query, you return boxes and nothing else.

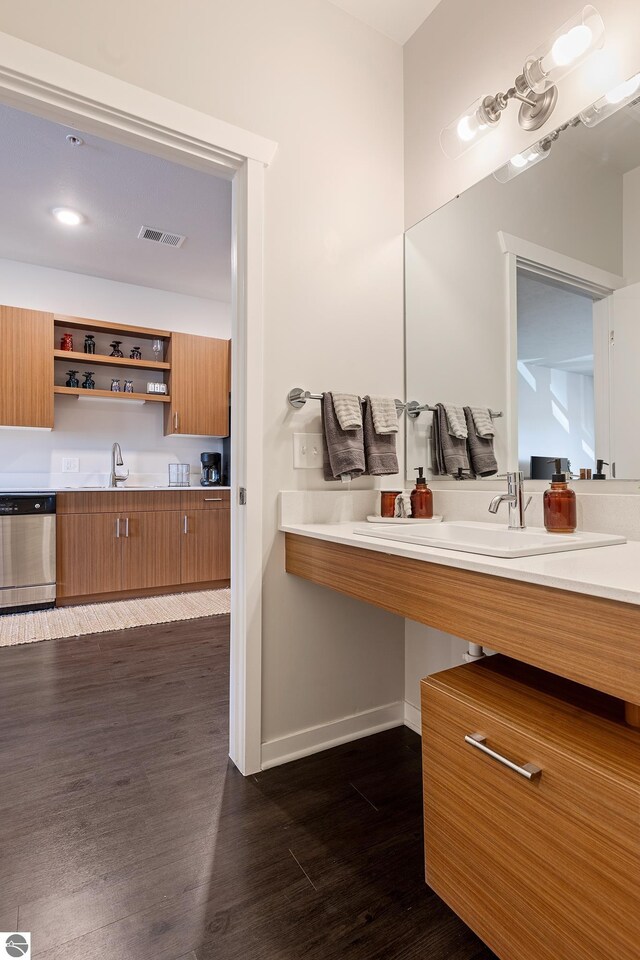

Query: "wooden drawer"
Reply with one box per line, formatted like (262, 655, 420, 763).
(421, 657, 640, 960)
(57, 491, 183, 514)
(181, 489, 230, 510)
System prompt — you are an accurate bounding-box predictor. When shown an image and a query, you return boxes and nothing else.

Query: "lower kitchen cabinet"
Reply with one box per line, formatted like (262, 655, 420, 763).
(56, 492, 230, 604)
(182, 508, 231, 584)
(421, 655, 640, 960)
(57, 512, 123, 599)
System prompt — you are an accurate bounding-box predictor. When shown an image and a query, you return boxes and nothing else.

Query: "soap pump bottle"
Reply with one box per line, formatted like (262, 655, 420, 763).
(543, 459, 577, 534)
(593, 459, 609, 480)
(411, 467, 433, 519)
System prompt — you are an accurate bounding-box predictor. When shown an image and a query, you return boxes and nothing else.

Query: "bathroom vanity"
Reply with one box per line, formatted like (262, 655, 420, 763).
(282, 521, 640, 959)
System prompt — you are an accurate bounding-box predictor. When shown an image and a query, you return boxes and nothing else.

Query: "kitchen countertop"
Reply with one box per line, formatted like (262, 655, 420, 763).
(0, 486, 231, 493)
(280, 520, 640, 607)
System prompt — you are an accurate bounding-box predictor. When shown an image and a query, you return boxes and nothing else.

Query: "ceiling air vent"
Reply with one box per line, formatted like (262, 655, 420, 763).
(138, 225, 186, 248)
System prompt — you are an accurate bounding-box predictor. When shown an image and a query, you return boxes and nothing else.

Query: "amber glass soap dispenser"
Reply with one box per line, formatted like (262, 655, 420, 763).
(411, 467, 433, 519)
(543, 459, 576, 534)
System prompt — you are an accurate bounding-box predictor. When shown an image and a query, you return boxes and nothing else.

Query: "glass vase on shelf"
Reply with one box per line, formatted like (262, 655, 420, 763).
(123, 379, 134, 393)
(83, 335, 96, 354)
(60, 333, 73, 351)
(152, 338, 163, 362)
(110, 378, 121, 392)
(82, 372, 95, 389)
(130, 346, 142, 360)
(109, 340, 124, 358)
(65, 370, 80, 388)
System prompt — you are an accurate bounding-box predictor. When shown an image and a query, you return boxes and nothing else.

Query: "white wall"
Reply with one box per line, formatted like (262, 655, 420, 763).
(404, 0, 640, 228)
(623, 163, 640, 282)
(0, 257, 230, 487)
(518, 365, 595, 476)
(402, 0, 640, 716)
(0, 0, 406, 751)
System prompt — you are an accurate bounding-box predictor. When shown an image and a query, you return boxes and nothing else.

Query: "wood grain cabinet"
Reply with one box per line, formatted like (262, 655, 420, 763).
(56, 492, 230, 605)
(421, 656, 640, 960)
(0, 305, 53, 428)
(165, 332, 230, 437)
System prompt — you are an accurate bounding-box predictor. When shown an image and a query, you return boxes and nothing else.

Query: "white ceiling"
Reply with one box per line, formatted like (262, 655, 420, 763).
(0, 103, 232, 302)
(517, 273, 594, 377)
(327, 0, 441, 44)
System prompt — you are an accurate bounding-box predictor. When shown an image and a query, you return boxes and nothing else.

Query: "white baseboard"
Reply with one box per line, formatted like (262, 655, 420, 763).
(403, 700, 421, 735)
(261, 700, 404, 770)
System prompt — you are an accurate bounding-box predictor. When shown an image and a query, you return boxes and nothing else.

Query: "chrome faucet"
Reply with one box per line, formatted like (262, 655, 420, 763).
(109, 442, 129, 487)
(488, 471, 531, 529)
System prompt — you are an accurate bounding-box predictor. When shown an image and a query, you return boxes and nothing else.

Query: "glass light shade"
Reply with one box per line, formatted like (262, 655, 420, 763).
(493, 143, 550, 183)
(579, 72, 640, 126)
(440, 96, 498, 159)
(523, 6, 605, 94)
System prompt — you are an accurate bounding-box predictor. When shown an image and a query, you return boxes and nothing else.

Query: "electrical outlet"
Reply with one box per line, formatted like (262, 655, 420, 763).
(293, 433, 323, 469)
(62, 457, 80, 473)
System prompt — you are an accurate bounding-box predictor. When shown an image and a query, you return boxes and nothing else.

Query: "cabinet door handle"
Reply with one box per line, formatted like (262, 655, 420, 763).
(115, 518, 120, 538)
(204, 498, 223, 502)
(174, 411, 179, 430)
(464, 733, 542, 782)
(125, 517, 129, 538)
(184, 514, 188, 534)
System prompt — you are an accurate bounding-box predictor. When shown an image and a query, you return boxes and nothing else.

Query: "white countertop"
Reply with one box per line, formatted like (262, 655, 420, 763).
(280, 520, 640, 607)
(0, 486, 231, 493)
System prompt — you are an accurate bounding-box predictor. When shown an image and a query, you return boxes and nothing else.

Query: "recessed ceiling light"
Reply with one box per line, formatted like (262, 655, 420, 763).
(52, 207, 84, 226)
(65, 134, 84, 146)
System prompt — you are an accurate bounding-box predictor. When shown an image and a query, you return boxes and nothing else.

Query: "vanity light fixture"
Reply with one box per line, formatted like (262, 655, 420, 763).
(493, 116, 581, 183)
(579, 71, 640, 126)
(52, 207, 84, 226)
(440, 5, 605, 158)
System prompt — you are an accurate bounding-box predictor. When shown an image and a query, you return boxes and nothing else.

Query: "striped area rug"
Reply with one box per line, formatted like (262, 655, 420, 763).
(0, 589, 231, 647)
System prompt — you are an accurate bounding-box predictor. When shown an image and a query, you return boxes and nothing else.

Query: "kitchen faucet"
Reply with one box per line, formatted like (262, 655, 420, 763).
(488, 471, 531, 529)
(109, 442, 129, 487)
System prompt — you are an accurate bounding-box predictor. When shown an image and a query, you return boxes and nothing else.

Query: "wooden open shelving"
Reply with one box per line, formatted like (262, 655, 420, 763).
(54, 386, 171, 403)
(54, 314, 171, 342)
(54, 349, 170, 372)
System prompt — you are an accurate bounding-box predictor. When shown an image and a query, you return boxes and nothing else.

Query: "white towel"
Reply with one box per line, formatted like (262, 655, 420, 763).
(332, 393, 362, 430)
(368, 396, 399, 435)
(444, 404, 467, 439)
(394, 492, 412, 517)
(470, 407, 494, 438)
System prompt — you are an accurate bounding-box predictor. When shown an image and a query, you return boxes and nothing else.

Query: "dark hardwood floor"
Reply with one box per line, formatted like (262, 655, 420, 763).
(0, 614, 495, 959)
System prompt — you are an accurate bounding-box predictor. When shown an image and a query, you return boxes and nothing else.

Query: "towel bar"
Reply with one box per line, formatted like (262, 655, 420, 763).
(405, 400, 503, 420)
(288, 388, 405, 417)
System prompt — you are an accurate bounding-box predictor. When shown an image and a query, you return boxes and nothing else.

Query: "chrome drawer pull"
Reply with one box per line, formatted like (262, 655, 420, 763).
(204, 498, 223, 501)
(464, 733, 542, 782)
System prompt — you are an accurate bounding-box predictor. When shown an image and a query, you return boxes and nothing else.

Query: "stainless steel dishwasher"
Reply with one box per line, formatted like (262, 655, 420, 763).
(0, 494, 56, 614)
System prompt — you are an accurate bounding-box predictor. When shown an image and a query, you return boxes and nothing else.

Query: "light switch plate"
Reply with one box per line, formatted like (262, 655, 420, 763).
(293, 433, 323, 469)
(62, 457, 80, 473)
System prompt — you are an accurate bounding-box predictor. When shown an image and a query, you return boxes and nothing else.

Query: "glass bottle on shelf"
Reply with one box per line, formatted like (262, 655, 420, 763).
(152, 338, 163, 362)
(110, 378, 121, 392)
(65, 370, 80, 388)
(130, 346, 142, 360)
(109, 340, 124, 358)
(83, 335, 96, 354)
(82, 371, 95, 389)
(60, 333, 74, 351)
(123, 379, 134, 393)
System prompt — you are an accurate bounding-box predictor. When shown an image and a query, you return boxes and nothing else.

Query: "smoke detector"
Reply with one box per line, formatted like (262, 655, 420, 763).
(138, 225, 186, 248)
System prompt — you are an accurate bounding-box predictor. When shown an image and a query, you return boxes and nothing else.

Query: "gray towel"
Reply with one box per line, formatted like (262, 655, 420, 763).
(444, 403, 467, 439)
(368, 396, 399, 434)
(321, 393, 365, 481)
(363, 397, 398, 476)
(464, 407, 497, 477)
(434, 403, 470, 477)
(470, 406, 495, 438)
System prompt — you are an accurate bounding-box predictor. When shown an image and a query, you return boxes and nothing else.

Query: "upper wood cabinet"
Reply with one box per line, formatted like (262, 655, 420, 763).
(164, 332, 230, 437)
(0, 306, 54, 428)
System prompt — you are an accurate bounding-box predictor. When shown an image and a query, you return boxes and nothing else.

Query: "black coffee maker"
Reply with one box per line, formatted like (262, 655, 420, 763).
(200, 452, 221, 486)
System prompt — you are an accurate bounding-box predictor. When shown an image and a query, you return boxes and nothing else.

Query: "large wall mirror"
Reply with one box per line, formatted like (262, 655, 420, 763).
(405, 80, 640, 482)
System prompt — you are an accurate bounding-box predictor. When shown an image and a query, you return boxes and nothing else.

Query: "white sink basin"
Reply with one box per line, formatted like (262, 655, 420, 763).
(353, 521, 626, 558)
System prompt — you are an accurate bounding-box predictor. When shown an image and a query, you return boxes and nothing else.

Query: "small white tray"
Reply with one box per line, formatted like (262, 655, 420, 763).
(366, 515, 443, 524)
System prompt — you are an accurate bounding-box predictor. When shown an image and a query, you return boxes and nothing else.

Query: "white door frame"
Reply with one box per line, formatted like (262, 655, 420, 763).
(498, 231, 625, 472)
(0, 31, 277, 775)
